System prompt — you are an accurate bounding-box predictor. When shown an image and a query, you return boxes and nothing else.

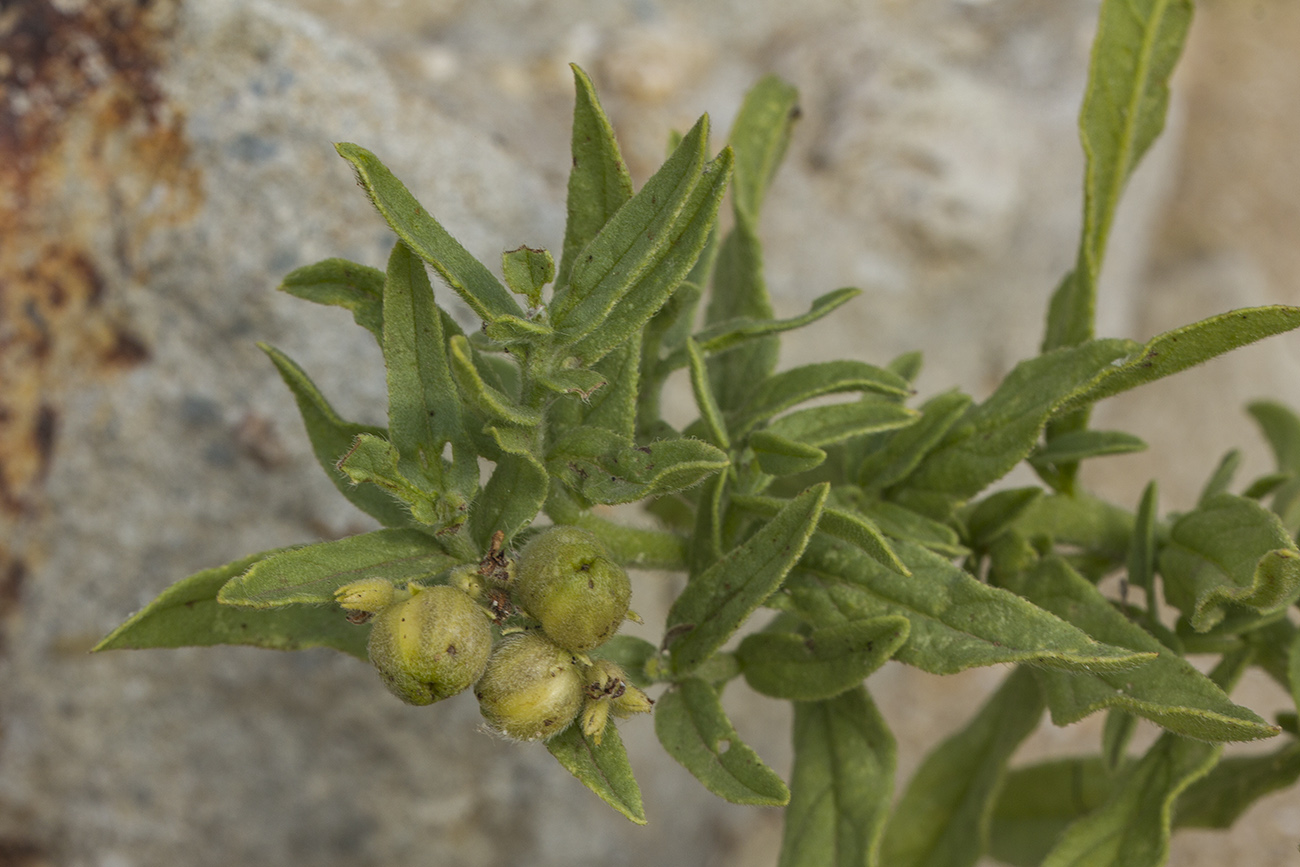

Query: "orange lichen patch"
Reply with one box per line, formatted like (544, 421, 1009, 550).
(0, 0, 201, 521)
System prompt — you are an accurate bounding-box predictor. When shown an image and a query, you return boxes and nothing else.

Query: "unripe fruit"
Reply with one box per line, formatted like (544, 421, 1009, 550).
(367, 585, 492, 706)
(474, 632, 583, 741)
(515, 527, 631, 652)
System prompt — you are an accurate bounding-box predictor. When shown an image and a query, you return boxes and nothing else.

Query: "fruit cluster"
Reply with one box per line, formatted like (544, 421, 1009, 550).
(335, 527, 651, 743)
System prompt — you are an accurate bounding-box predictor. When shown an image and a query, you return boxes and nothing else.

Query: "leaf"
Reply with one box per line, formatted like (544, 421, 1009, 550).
(859, 389, 971, 492)
(1052, 307, 1300, 414)
(217, 529, 458, 607)
(259, 344, 414, 529)
(545, 719, 646, 824)
(654, 677, 789, 806)
(1174, 740, 1300, 829)
(483, 314, 553, 347)
(764, 401, 917, 450)
(996, 554, 1278, 742)
(581, 338, 639, 439)
(858, 501, 967, 559)
(337, 433, 461, 528)
(335, 143, 522, 322)
(501, 245, 554, 307)
(988, 758, 1116, 867)
(548, 428, 728, 506)
(447, 335, 541, 427)
(730, 493, 909, 576)
(786, 537, 1154, 675)
(465, 427, 547, 550)
(1128, 481, 1159, 599)
(1042, 0, 1193, 351)
(556, 64, 635, 292)
(738, 616, 909, 701)
(1196, 449, 1241, 506)
(879, 667, 1045, 867)
(382, 241, 476, 500)
(750, 430, 826, 477)
(904, 340, 1134, 502)
(1159, 492, 1300, 632)
(1039, 734, 1220, 867)
(963, 487, 1044, 550)
(589, 635, 661, 688)
(1011, 491, 1134, 565)
(94, 548, 369, 660)
(278, 257, 385, 343)
(667, 483, 828, 673)
(676, 287, 861, 365)
(779, 686, 895, 867)
(686, 337, 729, 448)
(1248, 400, 1300, 474)
(727, 74, 799, 219)
(731, 360, 912, 438)
(1030, 429, 1146, 466)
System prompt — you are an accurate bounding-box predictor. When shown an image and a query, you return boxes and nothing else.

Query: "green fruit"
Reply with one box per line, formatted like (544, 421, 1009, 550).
(474, 632, 583, 741)
(515, 527, 631, 652)
(367, 585, 492, 706)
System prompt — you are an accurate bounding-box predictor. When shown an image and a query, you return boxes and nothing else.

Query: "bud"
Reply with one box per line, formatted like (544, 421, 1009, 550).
(578, 659, 652, 745)
(514, 527, 631, 652)
(474, 631, 583, 741)
(367, 585, 492, 706)
(335, 577, 400, 613)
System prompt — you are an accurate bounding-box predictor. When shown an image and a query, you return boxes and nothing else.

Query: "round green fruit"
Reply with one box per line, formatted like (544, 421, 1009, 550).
(367, 585, 492, 706)
(514, 527, 630, 652)
(474, 631, 583, 741)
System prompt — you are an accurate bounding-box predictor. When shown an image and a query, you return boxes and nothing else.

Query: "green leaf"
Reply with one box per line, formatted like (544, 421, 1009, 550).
(858, 501, 967, 559)
(764, 401, 917, 450)
(278, 257, 385, 343)
(581, 338, 639, 439)
(1052, 307, 1300, 415)
(465, 427, 547, 550)
(963, 487, 1044, 550)
(566, 513, 687, 572)
(1042, 0, 1193, 351)
(654, 677, 789, 806)
(1012, 491, 1134, 566)
(750, 430, 826, 477)
(1103, 710, 1138, 771)
(880, 667, 1045, 867)
(731, 360, 912, 438)
(94, 548, 369, 660)
(686, 337, 729, 449)
(336, 433, 463, 529)
(1248, 400, 1300, 474)
(447, 335, 540, 427)
(501, 245, 554, 308)
(1197, 449, 1241, 506)
(382, 241, 476, 500)
(1128, 481, 1159, 600)
(786, 537, 1154, 675)
(1159, 493, 1300, 632)
(1291, 625, 1300, 714)
(217, 529, 457, 607)
(859, 389, 971, 492)
(1030, 429, 1147, 466)
(1174, 740, 1300, 829)
(1039, 734, 1219, 867)
(738, 616, 909, 701)
(730, 493, 909, 576)
(779, 686, 896, 867)
(548, 428, 728, 506)
(482, 314, 553, 347)
(556, 64, 635, 292)
(668, 484, 828, 672)
(905, 340, 1134, 502)
(996, 554, 1278, 741)
(589, 635, 661, 688)
(727, 74, 799, 219)
(259, 344, 414, 529)
(989, 758, 1116, 867)
(335, 143, 522, 322)
(677, 287, 861, 364)
(545, 720, 646, 825)
(535, 366, 605, 400)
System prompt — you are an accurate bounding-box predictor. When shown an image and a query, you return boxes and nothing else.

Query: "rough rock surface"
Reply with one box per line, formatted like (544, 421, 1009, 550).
(1, 0, 1297, 864)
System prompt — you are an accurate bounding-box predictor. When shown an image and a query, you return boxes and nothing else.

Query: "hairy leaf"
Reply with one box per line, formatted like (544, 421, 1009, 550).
(1174, 740, 1300, 829)
(337, 433, 461, 529)
(549, 428, 728, 506)
(764, 401, 917, 450)
(738, 616, 909, 701)
(545, 721, 646, 825)
(988, 757, 1117, 867)
(731, 360, 911, 438)
(1248, 400, 1300, 475)
(731, 493, 908, 576)
(278, 257, 385, 343)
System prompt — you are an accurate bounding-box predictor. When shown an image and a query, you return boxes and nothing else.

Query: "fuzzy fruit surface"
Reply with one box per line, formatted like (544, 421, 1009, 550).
(475, 631, 583, 741)
(515, 527, 631, 652)
(367, 585, 492, 706)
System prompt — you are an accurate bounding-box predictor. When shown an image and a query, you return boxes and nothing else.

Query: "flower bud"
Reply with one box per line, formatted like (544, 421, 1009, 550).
(578, 659, 652, 745)
(474, 632, 583, 741)
(335, 577, 399, 613)
(515, 527, 631, 652)
(367, 585, 492, 706)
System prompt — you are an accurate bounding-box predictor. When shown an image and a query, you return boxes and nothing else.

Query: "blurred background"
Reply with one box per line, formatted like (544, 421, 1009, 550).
(2, 0, 1298, 864)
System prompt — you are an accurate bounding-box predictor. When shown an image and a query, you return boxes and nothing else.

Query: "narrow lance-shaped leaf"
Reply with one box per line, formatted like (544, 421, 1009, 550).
(217, 529, 458, 608)
(94, 549, 369, 661)
(1042, 0, 1193, 351)
(686, 337, 729, 449)
(1197, 449, 1241, 506)
(556, 64, 635, 292)
(259, 344, 414, 529)
(730, 493, 909, 576)
(667, 483, 828, 673)
(545, 721, 646, 825)
(988, 758, 1117, 867)
(764, 401, 917, 450)
(448, 334, 541, 428)
(465, 427, 547, 550)
(337, 433, 458, 529)
(1248, 400, 1300, 474)
(880, 667, 1045, 867)
(278, 258, 385, 344)
(730, 360, 912, 438)
(779, 686, 896, 867)
(738, 616, 909, 701)
(548, 427, 728, 506)
(654, 676, 789, 806)
(860, 389, 971, 492)
(1174, 740, 1300, 830)
(749, 431, 827, 477)
(1128, 480, 1159, 602)
(335, 143, 522, 322)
